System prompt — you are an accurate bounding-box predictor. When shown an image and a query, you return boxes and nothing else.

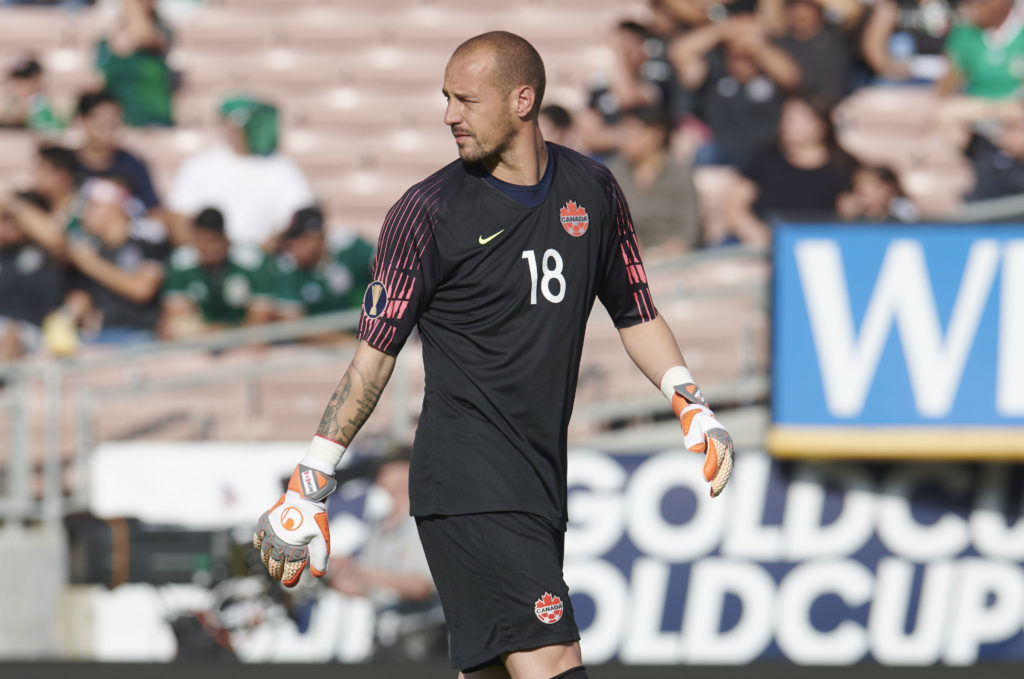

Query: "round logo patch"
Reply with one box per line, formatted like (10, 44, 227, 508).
(280, 506, 304, 531)
(559, 200, 589, 237)
(363, 280, 388, 319)
(534, 592, 564, 624)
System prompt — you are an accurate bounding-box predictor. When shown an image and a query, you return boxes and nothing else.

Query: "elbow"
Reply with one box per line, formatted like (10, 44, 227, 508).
(128, 282, 162, 306)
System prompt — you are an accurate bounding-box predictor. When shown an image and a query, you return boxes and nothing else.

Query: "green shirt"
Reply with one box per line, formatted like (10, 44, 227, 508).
(945, 20, 1024, 99)
(96, 36, 174, 127)
(271, 234, 375, 319)
(163, 245, 271, 325)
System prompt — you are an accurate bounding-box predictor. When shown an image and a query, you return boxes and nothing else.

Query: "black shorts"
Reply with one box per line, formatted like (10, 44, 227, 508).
(416, 511, 580, 672)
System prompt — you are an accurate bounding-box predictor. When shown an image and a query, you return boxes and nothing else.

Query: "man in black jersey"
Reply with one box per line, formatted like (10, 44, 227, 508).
(254, 31, 734, 679)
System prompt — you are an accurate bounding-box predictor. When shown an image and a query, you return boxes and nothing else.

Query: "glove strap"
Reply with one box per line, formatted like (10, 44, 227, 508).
(660, 366, 708, 417)
(287, 463, 337, 503)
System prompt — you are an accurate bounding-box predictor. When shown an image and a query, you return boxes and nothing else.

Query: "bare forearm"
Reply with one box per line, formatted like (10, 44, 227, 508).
(619, 314, 687, 388)
(76, 257, 161, 304)
(752, 43, 802, 91)
(10, 203, 66, 259)
(316, 342, 395, 445)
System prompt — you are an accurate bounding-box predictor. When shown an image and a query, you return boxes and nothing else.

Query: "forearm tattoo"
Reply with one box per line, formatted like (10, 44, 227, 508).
(316, 364, 384, 445)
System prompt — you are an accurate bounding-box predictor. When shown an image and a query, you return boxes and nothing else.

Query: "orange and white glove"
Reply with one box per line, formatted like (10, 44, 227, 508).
(253, 436, 343, 587)
(661, 367, 734, 497)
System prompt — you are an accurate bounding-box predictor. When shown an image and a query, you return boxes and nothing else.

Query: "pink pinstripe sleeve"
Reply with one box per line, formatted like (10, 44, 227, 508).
(604, 171, 657, 324)
(356, 176, 444, 354)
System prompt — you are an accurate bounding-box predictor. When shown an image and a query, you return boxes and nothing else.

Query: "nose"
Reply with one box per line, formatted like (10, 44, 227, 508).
(444, 100, 461, 127)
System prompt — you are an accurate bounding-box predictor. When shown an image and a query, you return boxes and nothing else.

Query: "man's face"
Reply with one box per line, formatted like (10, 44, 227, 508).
(83, 102, 122, 151)
(10, 75, 39, 99)
(852, 169, 897, 214)
(786, 0, 824, 35)
(194, 228, 230, 268)
(618, 117, 663, 163)
(81, 199, 124, 239)
(375, 461, 410, 505)
(443, 50, 518, 164)
(284, 231, 325, 268)
(34, 158, 69, 199)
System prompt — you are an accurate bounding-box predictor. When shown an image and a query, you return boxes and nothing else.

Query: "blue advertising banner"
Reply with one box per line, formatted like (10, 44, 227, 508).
(329, 449, 1024, 666)
(770, 223, 1024, 458)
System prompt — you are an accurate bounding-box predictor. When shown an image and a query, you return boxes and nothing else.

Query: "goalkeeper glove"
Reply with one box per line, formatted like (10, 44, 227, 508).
(253, 461, 336, 587)
(663, 372, 734, 497)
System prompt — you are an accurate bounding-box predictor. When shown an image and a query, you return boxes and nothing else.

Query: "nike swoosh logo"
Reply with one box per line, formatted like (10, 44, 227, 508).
(478, 229, 505, 245)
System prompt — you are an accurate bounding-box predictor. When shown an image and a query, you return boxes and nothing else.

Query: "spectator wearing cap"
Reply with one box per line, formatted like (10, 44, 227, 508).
(63, 176, 170, 345)
(167, 95, 315, 251)
(95, 0, 174, 127)
(0, 191, 65, 361)
(269, 206, 374, 324)
(940, 0, 1024, 100)
(73, 90, 165, 225)
(159, 207, 275, 339)
(607, 105, 702, 255)
(0, 55, 63, 132)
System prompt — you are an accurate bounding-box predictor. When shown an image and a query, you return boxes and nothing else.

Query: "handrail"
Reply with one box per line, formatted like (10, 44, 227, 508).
(945, 192, 1024, 223)
(644, 244, 770, 274)
(0, 308, 363, 378)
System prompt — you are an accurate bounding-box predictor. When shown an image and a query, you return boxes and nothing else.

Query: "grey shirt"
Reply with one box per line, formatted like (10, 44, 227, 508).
(607, 154, 702, 252)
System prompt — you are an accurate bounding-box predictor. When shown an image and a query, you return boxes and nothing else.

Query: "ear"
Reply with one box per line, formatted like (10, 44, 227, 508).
(513, 85, 536, 120)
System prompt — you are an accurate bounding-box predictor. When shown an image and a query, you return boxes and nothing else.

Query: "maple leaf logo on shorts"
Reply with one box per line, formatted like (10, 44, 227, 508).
(559, 200, 589, 237)
(534, 592, 564, 624)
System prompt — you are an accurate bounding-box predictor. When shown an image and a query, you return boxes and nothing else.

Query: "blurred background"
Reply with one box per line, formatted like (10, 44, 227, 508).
(0, 0, 1022, 674)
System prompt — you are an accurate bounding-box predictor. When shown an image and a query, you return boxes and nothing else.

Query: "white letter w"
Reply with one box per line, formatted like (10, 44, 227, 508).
(794, 239, 1000, 418)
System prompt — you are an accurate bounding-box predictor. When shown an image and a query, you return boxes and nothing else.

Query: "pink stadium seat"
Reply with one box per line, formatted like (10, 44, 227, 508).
(174, 9, 284, 51)
(0, 8, 79, 51)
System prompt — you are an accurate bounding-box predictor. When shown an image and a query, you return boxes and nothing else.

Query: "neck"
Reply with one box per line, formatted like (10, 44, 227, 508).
(487, 124, 548, 185)
(79, 143, 113, 167)
(785, 141, 828, 168)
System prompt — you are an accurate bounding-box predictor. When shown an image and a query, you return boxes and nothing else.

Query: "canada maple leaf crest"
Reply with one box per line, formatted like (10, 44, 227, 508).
(534, 592, 564, 624)
(559, 200, 589, 237)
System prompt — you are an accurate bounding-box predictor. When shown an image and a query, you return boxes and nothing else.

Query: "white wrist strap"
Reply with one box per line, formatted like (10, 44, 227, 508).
(659, 366, 695, 403)
(301, 435, 346, 473)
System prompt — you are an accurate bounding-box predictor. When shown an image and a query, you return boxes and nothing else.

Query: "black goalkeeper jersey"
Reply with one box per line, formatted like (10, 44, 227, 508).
(357, 143, 656, 524)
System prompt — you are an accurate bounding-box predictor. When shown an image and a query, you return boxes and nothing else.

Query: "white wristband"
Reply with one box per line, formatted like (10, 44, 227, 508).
(301, 435, 346, 473)
(659, 366, 695, 403)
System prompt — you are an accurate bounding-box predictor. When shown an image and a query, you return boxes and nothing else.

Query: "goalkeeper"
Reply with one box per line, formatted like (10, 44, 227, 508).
(254, 30, 733, 679)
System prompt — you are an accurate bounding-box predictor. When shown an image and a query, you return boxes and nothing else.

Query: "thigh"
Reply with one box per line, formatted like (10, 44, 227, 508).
(417, 512, 580, 674)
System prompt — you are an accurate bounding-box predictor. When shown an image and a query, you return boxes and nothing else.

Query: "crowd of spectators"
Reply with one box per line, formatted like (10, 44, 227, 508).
(0, 81, 373, 361)
(1, 0, 1024, 363)
(572, 0, 1024, 247)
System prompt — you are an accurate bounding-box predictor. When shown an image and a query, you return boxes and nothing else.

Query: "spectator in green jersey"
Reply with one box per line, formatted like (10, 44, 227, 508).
(159, 207, 274, 339)
(95, 0, 174, 126)
(271, 206, 374, 324)
(940, 0, 1024, 100)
